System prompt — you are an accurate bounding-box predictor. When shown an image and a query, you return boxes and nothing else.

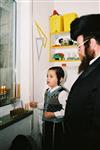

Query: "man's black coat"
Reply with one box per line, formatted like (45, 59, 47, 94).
(64, 57, 100, 150)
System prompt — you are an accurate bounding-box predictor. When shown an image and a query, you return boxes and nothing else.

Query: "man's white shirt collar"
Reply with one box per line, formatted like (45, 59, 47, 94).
(89, 56, 100, 65)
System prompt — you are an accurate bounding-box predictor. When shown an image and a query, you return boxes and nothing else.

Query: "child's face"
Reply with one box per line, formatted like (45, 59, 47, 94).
(47, 70, 58, 88)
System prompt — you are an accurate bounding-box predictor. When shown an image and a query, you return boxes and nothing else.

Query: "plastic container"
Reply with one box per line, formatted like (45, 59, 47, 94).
(63, 12, 78, 32)
(50, 15, 63, 33)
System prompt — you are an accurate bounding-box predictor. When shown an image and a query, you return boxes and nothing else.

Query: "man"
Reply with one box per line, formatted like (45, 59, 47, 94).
(64, 14, 100, 150)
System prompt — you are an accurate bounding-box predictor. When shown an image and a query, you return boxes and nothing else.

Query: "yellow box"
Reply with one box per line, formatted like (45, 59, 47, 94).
(50, 15, 63, 34)
(63, 13, 78, 32)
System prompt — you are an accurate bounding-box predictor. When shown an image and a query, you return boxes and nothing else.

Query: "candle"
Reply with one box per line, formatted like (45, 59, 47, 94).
(1, 86, 4, 93)
(3, 86, 6, 93)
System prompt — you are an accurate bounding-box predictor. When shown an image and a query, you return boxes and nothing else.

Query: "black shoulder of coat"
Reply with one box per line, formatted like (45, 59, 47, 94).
(59, 86, 69, 93)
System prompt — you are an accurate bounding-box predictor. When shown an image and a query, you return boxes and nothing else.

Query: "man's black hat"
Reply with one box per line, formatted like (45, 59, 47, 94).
(70, 14, 100, 41)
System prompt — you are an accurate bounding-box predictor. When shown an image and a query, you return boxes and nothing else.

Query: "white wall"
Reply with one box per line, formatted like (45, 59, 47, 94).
(32, 1, 54, 101)
(54, 1, 99, 16)
(99, 1, 100, 12)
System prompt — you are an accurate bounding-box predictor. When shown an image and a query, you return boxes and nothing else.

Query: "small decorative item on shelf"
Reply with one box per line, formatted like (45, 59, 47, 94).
(52, 53, 65, 60)
(50, 10, 60, 16)
(55, 35, 74, 46)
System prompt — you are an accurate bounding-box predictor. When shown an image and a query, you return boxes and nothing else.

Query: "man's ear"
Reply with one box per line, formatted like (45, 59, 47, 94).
(90, 38, 96, 49)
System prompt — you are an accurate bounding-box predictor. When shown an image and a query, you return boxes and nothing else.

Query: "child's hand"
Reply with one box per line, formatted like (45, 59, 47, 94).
(44, 111, 55, 118)
(30, 101, 37, 108)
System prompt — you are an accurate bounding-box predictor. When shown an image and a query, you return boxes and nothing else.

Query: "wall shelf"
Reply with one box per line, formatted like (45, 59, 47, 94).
(51, 45, 77, 49)
(49, 32, 79, 62)
(49, 12, 79, 62)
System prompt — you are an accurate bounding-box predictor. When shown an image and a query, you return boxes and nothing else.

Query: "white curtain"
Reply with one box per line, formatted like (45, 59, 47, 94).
(16, 0, 34, 105)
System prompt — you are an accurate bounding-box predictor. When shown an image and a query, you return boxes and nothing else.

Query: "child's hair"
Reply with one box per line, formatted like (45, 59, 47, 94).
(48, 66, 64, 85)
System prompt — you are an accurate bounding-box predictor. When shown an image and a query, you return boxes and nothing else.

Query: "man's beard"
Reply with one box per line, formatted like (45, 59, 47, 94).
(78, 48, 95, 74)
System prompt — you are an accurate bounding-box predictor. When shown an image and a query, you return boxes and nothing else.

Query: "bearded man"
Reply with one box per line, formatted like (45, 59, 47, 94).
(64, 14, 100, 150)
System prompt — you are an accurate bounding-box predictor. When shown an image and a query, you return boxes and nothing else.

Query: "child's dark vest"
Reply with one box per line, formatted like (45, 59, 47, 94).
(43, 86, 67, 123)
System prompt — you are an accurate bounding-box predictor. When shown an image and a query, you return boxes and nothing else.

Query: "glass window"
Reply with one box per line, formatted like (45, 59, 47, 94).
(0, 0, 16, 106)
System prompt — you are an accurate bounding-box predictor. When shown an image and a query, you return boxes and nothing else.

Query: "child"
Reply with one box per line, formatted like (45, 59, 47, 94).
(30, 66, 69, 150)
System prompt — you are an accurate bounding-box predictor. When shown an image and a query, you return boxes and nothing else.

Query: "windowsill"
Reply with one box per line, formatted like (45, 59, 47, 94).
(0, 110, 33, 130)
